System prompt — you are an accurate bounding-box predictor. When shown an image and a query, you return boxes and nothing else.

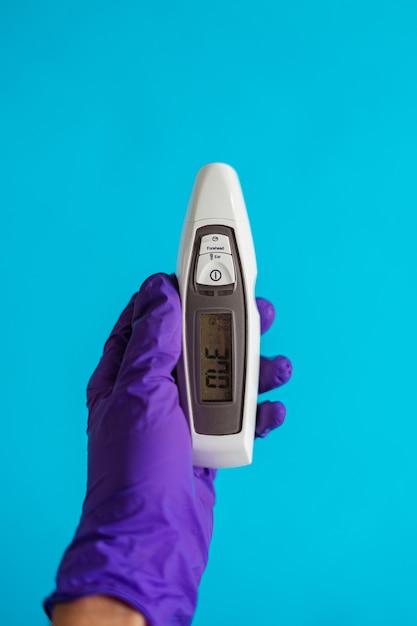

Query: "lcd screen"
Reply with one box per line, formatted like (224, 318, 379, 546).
(200, 313, 233, 402)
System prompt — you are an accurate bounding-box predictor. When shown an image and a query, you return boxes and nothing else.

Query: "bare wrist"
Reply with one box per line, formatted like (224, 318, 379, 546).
(51, 595, 148, 626)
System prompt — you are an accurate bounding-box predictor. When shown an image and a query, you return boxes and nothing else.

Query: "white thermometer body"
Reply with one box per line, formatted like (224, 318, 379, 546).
(176, 163, 260, 469)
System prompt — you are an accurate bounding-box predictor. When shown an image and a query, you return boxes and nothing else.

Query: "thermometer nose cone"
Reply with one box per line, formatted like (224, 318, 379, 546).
(185, 162, 248, 222)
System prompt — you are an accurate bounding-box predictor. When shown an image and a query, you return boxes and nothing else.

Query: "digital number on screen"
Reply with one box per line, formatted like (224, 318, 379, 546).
(200, 313, 233, 402)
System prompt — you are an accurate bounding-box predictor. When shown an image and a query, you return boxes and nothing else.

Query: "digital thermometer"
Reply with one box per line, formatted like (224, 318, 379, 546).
(176, 163, 260, 468)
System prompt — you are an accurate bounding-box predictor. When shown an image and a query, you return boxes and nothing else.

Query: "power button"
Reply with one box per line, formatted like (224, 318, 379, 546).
(195, 251, 235, 286)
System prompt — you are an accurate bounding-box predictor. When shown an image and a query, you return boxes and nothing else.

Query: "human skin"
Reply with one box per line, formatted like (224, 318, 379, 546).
(52, 595, 148, 626)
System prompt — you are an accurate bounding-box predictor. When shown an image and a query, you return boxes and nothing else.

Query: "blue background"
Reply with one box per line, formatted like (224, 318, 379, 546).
(1, 1, 417, 624)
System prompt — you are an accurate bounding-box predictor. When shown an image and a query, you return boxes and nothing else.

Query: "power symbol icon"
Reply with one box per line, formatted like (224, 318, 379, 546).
(210, 269, 222, 282)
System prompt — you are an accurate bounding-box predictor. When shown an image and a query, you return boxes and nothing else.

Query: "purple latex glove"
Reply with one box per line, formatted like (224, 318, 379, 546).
(43, 273, 292, 625)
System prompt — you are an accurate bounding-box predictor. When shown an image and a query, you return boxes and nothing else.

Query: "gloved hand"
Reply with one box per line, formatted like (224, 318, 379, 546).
(43, 273, 292, 626)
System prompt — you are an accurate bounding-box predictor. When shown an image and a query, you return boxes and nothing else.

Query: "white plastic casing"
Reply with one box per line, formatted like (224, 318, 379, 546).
(176, 163, 260, 468)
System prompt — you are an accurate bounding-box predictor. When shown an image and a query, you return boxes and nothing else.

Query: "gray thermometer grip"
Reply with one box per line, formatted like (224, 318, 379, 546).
(181, 225, 246, 436)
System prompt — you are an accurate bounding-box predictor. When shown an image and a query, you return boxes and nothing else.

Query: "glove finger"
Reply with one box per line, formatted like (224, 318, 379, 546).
(86, 294, 136, 410)
(193, 466, 217, 504)
(115, 273, 182, 392)
(255, 400, 286, 438)
(256, 297, 275, 335)
(259, 355, 292, 394)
